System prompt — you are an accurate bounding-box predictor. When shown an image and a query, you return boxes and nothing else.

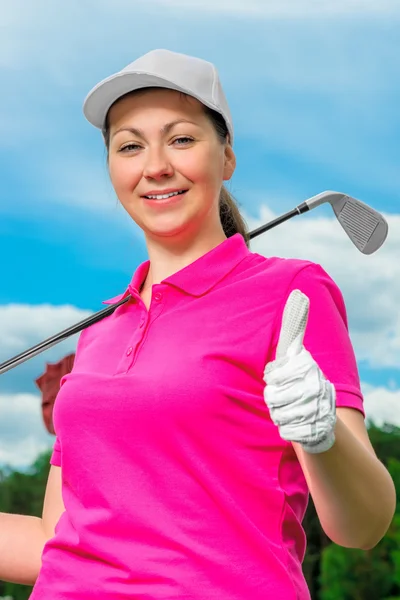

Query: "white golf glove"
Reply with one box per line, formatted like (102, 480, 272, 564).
(263, 290, 337, 454)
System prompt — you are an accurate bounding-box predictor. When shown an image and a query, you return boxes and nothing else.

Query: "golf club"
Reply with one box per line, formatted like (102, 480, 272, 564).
(0, 190, 388, 375)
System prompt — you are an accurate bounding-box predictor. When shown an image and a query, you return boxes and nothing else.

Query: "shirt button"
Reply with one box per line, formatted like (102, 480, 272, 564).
(126, 346, 133, 356)
(154, 292, 162, 302)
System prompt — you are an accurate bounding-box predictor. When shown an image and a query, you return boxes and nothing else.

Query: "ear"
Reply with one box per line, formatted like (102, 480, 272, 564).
(223, 144, 236, 181)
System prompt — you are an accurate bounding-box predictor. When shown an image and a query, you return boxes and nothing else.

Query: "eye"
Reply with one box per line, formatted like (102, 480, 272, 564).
(118, 142, 142, 153)
(173, 136, 194, 146)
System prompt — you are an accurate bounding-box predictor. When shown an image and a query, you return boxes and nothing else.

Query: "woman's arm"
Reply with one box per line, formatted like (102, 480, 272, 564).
(0, 464, 65, 585)
(0, 514, 47, 585)
(263, 268, 396, 550)
(292, 407, 396, 550)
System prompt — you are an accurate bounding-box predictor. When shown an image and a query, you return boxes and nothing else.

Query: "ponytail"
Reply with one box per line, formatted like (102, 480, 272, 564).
(219, 186, 249, 247)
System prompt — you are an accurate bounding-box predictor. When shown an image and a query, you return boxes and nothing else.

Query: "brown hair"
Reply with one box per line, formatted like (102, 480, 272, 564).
(103, 90, 249, 246)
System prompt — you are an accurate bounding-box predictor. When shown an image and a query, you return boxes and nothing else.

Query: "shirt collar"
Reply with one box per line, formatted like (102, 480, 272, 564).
(102, 233, 250, 304)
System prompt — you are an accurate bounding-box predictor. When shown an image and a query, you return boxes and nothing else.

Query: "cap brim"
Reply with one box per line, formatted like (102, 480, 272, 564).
(83, 71, 222, 132)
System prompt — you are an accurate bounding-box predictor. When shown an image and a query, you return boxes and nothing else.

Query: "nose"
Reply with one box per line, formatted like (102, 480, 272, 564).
(143, 146, 174, 181)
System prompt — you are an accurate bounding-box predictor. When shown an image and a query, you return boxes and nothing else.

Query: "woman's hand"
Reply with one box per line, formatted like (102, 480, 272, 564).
(263, 290, 337, 454)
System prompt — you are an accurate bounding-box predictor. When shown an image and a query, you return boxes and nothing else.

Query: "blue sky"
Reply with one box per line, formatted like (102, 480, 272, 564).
(0, 0, 400, 468)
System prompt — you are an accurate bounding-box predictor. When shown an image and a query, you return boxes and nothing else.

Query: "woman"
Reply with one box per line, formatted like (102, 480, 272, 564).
(29, 49, 395, 599)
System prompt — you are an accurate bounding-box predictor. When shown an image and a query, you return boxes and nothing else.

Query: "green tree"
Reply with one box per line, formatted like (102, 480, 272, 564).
(368, 424, 400, 467)
(319, 514, 400, 600)
(0, 450, 52, 600)
(302, 496, 330, 598)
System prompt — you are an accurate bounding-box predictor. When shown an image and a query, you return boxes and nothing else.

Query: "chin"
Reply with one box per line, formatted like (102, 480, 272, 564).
(146, 227, 191, 240)
(143, 215, 200, 238)
(147, 223, 201, 242)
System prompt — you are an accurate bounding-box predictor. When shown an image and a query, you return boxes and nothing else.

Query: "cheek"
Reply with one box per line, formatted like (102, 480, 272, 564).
(183, 148, 224, 186)
(108, 157, 141, 195)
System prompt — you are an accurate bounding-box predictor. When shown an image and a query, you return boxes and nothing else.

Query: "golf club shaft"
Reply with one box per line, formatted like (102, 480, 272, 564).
(248, 204, 309, 239)
(0, 297, 132, 374)
(0, 199, 341, 375)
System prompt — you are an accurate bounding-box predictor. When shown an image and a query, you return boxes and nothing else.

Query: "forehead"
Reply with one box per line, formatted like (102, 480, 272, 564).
(107, 88, 206, 128)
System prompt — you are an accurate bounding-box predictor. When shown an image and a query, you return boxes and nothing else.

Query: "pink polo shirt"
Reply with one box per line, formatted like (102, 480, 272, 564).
(31, 233, 364, 600)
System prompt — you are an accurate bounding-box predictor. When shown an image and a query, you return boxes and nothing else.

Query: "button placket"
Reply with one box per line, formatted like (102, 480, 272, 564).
(119, 288, 166, 374)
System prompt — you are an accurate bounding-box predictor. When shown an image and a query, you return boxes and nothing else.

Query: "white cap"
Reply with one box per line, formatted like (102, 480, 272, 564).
(83, 49, 234, 143)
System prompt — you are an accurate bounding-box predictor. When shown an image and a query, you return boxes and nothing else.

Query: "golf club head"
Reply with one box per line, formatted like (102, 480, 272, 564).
(305, 191, 388, 254)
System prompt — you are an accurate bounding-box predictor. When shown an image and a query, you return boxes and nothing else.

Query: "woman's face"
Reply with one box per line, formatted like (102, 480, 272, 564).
(107, 88, 235, 241)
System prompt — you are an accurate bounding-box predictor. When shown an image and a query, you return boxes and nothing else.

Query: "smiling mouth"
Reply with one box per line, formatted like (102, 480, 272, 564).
(143, 190, 188, 200)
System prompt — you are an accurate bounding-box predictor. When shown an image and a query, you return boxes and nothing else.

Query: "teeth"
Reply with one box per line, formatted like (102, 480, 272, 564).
(145, 190, 185, 200)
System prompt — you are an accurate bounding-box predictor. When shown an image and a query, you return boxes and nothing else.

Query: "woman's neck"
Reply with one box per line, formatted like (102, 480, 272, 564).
(142, 226, 227, 290)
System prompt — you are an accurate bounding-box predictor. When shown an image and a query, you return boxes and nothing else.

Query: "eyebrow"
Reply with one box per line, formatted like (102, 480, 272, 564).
(111, 119, 199, 140)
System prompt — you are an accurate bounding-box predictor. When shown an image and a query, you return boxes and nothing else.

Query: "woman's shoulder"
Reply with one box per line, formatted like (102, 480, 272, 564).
(239, 250, 343, 303)
(242, 251, 347, 318)
(244, 250, 325, 286)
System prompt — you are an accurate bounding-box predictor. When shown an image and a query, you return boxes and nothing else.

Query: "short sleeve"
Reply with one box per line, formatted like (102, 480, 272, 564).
(50, 436, 62, 466)
(48, 328, 88, 467)
(271, 262, 365, 418)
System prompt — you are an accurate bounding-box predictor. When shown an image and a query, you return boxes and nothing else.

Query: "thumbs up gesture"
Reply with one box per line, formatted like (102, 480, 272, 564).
(263, 290, 337, 454)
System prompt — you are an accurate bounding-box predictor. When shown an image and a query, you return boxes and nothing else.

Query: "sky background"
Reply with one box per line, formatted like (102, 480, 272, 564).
(0, 0, 399, 469)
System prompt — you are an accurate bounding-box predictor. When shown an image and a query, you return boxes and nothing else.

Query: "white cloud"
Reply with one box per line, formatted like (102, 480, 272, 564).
(0, 393, 54, 470)
(363, 384, 400, 427)
(0, 304, 92, 365)
(0, 305, 93, 396)
(0, 0, 398, 204)
(246, 203, 400, 369)
(145, 0, 400, 16)
(0, 303, 93, 469)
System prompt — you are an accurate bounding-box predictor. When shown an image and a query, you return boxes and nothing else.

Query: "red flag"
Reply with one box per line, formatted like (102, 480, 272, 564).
(35, 354, 75, 434)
